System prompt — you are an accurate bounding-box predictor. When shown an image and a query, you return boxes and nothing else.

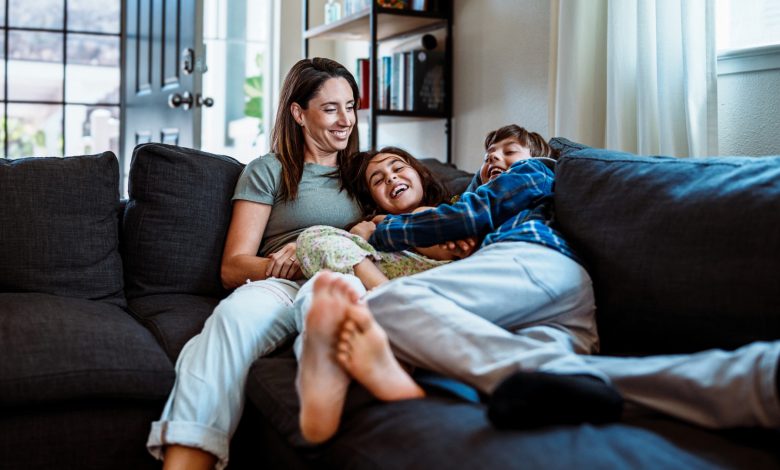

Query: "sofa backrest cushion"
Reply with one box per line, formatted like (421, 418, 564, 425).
(122, 143, 243, 299)
(554, 150, 780, 355)
(420, 158, 474, 198)
(0, 152, 125, 307)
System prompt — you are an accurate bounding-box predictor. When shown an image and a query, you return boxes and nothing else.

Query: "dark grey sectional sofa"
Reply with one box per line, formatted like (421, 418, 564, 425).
(1, 142, 778, 469)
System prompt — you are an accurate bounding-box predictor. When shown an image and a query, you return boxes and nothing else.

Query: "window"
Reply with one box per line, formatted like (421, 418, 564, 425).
(1, 0, 121, 159)
(717, 0, 780, 74)
(200, 0, 273, 163)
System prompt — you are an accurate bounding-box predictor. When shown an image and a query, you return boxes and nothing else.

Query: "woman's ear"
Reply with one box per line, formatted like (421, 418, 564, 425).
(290, 103, 304, 126)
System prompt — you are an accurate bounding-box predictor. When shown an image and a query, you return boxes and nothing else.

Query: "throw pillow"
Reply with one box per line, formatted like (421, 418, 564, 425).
(122, 143, 243, 299)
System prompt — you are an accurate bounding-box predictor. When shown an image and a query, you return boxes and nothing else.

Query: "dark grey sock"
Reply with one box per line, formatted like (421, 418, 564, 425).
(487, 371, 623, 430)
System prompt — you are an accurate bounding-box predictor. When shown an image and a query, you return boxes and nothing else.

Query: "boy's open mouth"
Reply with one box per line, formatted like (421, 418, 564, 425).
(489, 167, 505, 179)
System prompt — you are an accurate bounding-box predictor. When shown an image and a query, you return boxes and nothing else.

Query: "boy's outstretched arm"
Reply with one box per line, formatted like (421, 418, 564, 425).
(369, 159, 553, 251)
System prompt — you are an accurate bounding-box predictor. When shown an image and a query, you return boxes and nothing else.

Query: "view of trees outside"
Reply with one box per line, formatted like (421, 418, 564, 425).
(0, 0, 120, 159)
(200, 0, 271, 163)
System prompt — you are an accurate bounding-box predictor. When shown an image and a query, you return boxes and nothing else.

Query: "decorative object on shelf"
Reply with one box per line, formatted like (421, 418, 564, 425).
(343, 0, 370, 16)
(325, 0, 342, 24)
(377, 0, 409, 9)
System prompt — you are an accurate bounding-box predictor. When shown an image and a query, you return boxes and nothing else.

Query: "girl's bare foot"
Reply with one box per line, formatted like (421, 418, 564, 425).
(297, 272, 360, 444)
(336, 304, 425, 402)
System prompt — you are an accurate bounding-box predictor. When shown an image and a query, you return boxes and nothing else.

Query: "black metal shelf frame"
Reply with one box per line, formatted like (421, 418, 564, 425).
(302, 0, 453, 163)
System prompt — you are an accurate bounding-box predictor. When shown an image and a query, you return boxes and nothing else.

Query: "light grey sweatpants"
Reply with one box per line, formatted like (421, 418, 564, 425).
(147, 278, 300, 470)
(296, 241, 780, 429)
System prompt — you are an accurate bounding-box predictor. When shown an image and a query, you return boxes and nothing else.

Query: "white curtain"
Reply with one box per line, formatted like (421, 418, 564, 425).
(550, 0, 718, 156)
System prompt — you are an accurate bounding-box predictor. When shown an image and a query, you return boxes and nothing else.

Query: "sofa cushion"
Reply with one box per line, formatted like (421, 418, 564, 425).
(128, 294, 221, 360)
(554, 150, 780, 354)
(420, 158, 473, 197)
(247, 352, 780, 469)
(122, 144, 243, 299)
(0, 293, 174, 407)
(0, 152, 125, 307)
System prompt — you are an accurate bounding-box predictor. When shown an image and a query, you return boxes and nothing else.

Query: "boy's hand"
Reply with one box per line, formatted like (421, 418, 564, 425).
(266, 242, 302, 279)
(439, 237, 478, 259)
(350, 220, 376, 240)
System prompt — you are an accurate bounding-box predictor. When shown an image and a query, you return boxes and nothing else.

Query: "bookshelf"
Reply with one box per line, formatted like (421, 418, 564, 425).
(303, 0, 453, 163)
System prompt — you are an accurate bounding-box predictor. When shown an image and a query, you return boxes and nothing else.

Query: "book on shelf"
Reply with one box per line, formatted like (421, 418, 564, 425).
(375, 49, 444, 113)
(356, 58, 370, 110)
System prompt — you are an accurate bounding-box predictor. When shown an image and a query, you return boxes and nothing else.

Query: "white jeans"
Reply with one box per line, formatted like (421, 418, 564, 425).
(146, 278, 299, 470)
(298, 241, 780, 429)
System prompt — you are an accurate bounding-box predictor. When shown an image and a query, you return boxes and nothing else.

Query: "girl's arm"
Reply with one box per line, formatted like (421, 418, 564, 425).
(220, 200, 299, 289)
(369, 159, 553, 251)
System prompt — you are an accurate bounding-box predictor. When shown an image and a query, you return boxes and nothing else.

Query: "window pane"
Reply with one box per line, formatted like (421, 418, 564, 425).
(8, 0, 64, 29)
(0, 34, 5, 101)
(0, 1, 6, 27)
(6, 103, 63, 159)
(65, 105, 120, 157)
(717, 0, 780, 51)
(7, 31, 64, 101)
(66, 34, 120, 103)
(68, 0, 120, 34)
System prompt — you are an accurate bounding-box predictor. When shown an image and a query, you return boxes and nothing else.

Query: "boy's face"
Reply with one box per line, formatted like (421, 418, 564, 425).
(365, 153, 424, 214)
(479, 137, 532, 183)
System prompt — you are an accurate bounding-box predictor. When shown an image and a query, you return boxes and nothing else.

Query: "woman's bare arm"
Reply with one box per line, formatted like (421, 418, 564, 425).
(220, 200, 275, 289)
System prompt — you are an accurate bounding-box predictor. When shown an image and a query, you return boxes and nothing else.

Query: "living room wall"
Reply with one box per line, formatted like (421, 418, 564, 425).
(275, 0, 780, 173)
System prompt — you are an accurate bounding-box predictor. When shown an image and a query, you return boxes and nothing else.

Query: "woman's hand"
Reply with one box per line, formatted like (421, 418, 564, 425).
(439, 237, 479, 259)
(265, 242, 302, 279)
(350, 220, 377, 241)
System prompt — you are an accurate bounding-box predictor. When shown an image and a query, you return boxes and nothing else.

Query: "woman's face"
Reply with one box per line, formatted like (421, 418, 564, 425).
(479, 137, 532, 183)
(296, 77, 356, 158)
(365, 153, 424, 214)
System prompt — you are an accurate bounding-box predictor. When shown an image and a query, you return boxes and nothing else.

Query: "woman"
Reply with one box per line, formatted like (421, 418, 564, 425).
(146, 57, 363, 470)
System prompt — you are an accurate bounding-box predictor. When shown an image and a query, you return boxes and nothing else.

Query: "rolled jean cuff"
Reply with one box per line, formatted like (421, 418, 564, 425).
(147, 420, 230, 470)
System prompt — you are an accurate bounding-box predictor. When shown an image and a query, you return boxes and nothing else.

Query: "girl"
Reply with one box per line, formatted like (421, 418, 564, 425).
(296, 147, 473, 290)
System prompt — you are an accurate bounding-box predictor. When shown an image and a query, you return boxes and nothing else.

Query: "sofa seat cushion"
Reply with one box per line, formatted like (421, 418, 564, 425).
(0, 152, 125, 307)
(128, 294, 221, 361)
(122, 144, 243, 299)
(554, 151, 780, 355)
(0, 293, 173, 407)
(247, 353, 780, 469)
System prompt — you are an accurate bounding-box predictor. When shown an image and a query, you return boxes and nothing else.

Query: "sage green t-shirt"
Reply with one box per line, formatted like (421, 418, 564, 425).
(232, 153, 362, 257)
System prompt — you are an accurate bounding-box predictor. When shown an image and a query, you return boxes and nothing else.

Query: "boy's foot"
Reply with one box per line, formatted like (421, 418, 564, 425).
(297, 272, 360, 444)
(336, 304, 425, 402)
(487, 371, 623, 429)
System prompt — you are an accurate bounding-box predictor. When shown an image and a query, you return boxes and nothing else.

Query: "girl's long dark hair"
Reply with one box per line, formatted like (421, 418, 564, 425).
(271, 57, 361, 201)
(346, 147, 449, 215)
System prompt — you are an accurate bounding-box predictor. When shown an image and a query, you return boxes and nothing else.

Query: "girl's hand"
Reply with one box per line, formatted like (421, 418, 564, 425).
(371, 214, 387, 224)
(266, 242, 302, 279)
(439, 237, 478, 259)
(350, 221, 376, 241)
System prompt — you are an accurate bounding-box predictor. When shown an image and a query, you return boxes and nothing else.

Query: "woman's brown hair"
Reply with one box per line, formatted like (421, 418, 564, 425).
(346, 147, 449, 215)
(271, 57, 361, 201)
(483, 124, 559, 160)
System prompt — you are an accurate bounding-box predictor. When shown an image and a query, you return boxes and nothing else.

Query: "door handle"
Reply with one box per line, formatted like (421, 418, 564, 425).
(168, 92, 194, 110)
(197, 94, 214, 107)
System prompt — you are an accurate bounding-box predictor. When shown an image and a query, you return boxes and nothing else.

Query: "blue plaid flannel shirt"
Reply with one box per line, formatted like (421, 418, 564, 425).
(368, 158, 579, 262)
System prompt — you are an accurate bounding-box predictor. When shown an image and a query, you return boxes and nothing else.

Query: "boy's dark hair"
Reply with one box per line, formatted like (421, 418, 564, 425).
(345, 146, 449, 215)
(484, 124, 560, 160)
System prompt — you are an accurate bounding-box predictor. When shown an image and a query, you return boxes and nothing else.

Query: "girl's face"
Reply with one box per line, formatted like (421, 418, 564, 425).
(365, 153, 424, 214)
(479, 137, 532, 183)
(294, 77, 356, 158)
